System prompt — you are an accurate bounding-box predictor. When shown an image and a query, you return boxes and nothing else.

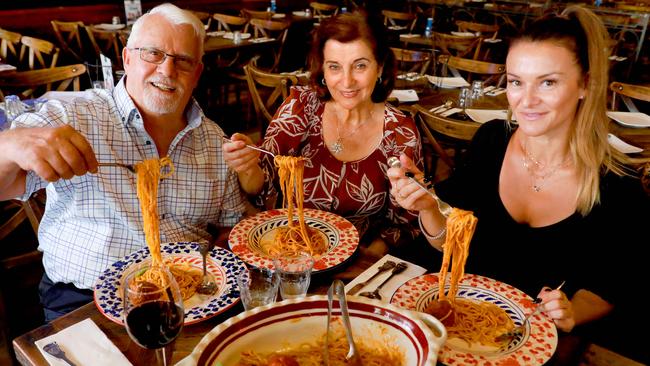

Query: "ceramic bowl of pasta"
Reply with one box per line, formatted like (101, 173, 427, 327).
(176, 295, 447, 366)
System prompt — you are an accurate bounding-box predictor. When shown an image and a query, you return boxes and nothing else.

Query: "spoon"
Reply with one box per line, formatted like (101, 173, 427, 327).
(325, 280, 361, 366)
(359, 262, 408, 300)
(196, 241, 217, 295)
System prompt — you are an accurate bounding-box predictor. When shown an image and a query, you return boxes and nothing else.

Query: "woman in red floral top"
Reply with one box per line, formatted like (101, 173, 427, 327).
(225, 11, 423, 253)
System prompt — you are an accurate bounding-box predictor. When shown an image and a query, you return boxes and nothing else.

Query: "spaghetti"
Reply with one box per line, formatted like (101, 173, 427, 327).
(427, 208, 514, 347)
(130, 157, 204, 301)
(237, 323, 404, 365)
(268, 156, 328, 258)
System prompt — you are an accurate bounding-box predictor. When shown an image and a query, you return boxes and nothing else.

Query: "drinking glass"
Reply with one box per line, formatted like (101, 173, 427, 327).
(471, 80, 484, 99)
(233, 30, 242, 44)
(237, 266, 279, 310)
(273, 252, 314, 300)
(123, 264, 184, 366)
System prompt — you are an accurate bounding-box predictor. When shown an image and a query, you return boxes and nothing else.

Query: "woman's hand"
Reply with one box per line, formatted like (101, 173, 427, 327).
(223, 133, 260, 173)
(222, 133, 265, 195)
(537, 287, 575, 332)
(387, 154, 436, 212)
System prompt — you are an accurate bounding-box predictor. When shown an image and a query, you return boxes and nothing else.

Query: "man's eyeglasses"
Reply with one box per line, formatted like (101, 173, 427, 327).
(130, 47, 198, 72)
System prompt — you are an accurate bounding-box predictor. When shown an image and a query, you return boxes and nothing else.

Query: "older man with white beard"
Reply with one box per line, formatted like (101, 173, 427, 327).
(0, 3, 246, 321)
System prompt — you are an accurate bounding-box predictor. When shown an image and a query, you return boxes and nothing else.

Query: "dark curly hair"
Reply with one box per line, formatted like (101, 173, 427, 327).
(307, 10, 396, 102)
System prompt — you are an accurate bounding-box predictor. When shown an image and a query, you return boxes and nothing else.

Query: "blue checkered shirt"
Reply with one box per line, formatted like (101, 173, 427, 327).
(14, 80, 246, 289)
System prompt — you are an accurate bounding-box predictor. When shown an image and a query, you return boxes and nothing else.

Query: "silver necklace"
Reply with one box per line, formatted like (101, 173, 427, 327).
(330, 109, 373, 154)
(521, 142, 571, 192)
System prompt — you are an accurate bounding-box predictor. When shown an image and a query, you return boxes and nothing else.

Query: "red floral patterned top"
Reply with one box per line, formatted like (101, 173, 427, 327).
(258, 86, 423, 247)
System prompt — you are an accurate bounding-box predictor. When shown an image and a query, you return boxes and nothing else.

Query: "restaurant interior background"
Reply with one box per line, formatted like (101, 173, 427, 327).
(1, 0, 649, 365)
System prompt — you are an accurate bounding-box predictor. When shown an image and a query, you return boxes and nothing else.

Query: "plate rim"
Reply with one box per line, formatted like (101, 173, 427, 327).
(93, 241, 245, 326)
(390, 272, 558, 365)
(228, 208, 359, 273)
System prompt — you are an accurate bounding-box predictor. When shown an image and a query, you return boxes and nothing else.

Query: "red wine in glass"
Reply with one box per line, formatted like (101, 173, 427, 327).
(125, 300, 183, 348)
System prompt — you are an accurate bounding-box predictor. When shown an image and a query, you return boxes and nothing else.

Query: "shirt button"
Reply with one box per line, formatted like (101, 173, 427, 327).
(136, 115, 140, 119)
(145, 140, 151, 145)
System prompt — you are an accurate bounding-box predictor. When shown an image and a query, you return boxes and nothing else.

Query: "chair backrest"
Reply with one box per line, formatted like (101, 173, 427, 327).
(50, 20, 86, 62)
(382, 10, 417, 33)
(244, 60, 298, 134)
(84, 25, 124, 70)
(241, 9, 273, 20)
(18, 36, 60, 70)
(609, 81, 650, 112)
(391, 47, 431, 74)
(0, 63, 86, 101)
(438, 54, 505, 85)
(310, 2, 339, 18)
(212, 13, 249, 32)
(455, 21, 499, 39)
(433, 31, 482, 60)
(188, 10, 212, 30)
(248, 19, 290, 72)
(0, 28, 21, 64)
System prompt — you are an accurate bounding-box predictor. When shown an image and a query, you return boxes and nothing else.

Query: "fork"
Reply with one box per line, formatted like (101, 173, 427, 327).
(388, 157, 453, 217)
(196, 241, 217, 295)
(358, 262, 408, 300)
(222, 136, 276, 158)
(97, 162, 136, 173)
(43, 342, 77, 366)
(495, 280, 566, 342)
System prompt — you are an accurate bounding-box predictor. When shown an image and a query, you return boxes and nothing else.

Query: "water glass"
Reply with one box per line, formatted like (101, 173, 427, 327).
(112, 16, 121, 25)
(4, 95, 25, 123)
(471, 80, 484, 99)
(236, 267, 279, 310)
(458, 87, 471, 109)
(233, 31, 242, 44)
(273, 252, 314, 300)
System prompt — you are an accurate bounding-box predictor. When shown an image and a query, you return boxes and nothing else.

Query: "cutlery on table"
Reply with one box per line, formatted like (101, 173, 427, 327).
(346, 260, 396, 295)
(196, 241, 217, 295)
(429, 99, 454, 114)
(495, 280, 566, 342)
(222, 136, 276, 158)
(43, 342, 78, 366)
(359, 262, 408, 300)
(388, 157, 452, 217)
(97, 162, 136, 173)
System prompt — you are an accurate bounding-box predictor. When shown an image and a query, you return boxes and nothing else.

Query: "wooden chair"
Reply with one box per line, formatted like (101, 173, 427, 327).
(432, 31, 482, 60)
(609, 81, 650, 112)
(391, 47, 431, 75)
(438, 54, 505, 86)
(382, 10, 417, 33)
(212, 13, 249, 33)
(248, 19, 290, 72)
(50, 20, 86, 63)
(0, 63, 86, 101)
(241, 9, 274, 21)
(244, 59, 298, 135)
(413, 103, 479, 169)
(18, 36, 60, 70)
(188, 10, 212, 30)
(85, 25, 124, 70)
(0, 28, 21, 65)
(310, 2, 339, 18)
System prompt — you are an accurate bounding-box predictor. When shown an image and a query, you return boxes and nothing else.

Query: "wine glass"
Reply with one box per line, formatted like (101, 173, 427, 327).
(122, 264, 184, 366)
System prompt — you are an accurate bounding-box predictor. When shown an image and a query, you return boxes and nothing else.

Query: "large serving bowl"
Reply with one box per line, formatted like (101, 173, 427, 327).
(177, 295, 447, 366)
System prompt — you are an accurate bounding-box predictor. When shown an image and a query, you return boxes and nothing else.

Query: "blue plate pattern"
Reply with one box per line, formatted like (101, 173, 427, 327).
(93, 242, 246, 325)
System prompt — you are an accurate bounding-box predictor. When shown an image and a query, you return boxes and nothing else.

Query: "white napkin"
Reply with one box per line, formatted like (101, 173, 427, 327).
(389, 89, 419, 102)
(464, 109, 509, 123)
(35, 318, 132, 366)
(95, 24, 125, 30)
(451, 31, 476, 37)
(483, 38, 502, 43)
(345, 254, 426, 303)
(426, 75, 470, 88)
(0, 64, 16, 72)
(608, 133, 643, 154)
(292, 10, 307, 17)
(388, 25, 408, 30)
(206, 30, 226, 37)
(607, 111, 650, 128)
(223, 32, 251, 40)
(272, 13, 286, 19)
(399, 33, 420, 39)
(250, 37, 276, 43)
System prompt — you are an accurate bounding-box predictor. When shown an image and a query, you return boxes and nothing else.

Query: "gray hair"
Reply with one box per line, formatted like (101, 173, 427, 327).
(127, 3, 206, 57)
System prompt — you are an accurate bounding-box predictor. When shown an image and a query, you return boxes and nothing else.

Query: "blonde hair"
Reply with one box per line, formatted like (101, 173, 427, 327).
(510, 5, 628, 215)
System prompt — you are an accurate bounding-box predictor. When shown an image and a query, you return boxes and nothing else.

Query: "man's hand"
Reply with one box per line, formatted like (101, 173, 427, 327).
(2, 125, 98, 182)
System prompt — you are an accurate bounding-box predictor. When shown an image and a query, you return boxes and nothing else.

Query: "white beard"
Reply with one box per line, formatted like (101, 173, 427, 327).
(141, 78, 184, 115)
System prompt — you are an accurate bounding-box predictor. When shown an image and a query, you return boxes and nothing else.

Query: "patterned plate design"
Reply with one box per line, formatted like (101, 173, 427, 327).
(391, 273, 558, 366)
(94, 242, 246, 326)
(228, 208, 359, 272)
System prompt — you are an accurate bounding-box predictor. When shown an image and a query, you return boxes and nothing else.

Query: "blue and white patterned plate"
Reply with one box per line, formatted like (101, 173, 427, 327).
(93, 242, 246, 325)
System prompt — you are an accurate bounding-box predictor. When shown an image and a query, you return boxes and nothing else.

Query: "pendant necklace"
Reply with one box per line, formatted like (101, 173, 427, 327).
(521, 142, 571, 192)
(330, 109, 373, 154)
